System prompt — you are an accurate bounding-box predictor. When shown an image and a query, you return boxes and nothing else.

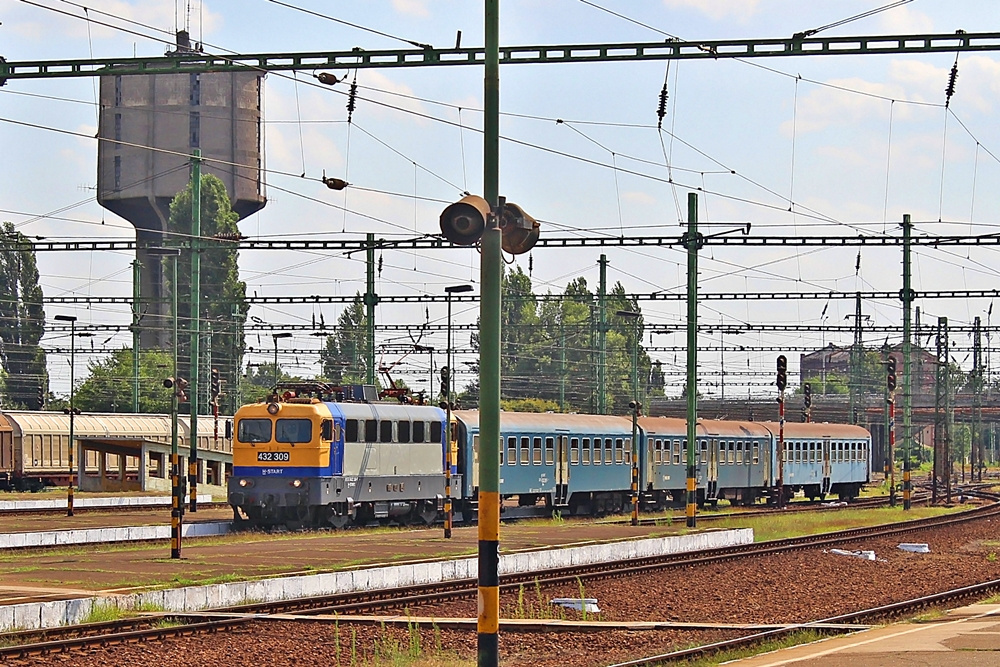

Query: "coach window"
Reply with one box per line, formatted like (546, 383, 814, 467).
(545, 437, 554, 465)
(603, 438, 612, 464)
(613, 438, 623, 464)
(582, 437, 591, 464)
(726, 441, 734, 465)
(379, 420, 394, 443)
(533, 437, 543, 464)
(736, 441, 744, 465)
(507, 437, 517, 465)
(570, 438, 580, 465)
(519, 437, 529, 464)
(752, 442, 760, 464)
(593, 439, 602, 465)
(397, 421, 411, 443)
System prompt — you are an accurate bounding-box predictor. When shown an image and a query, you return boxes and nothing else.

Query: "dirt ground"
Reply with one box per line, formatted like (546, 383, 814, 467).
(0, 519, 683, 597)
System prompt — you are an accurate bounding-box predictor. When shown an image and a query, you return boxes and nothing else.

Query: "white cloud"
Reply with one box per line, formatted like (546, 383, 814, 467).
(661, 0, 761, 22)
(876, 5, 935, 34)
(392, 0, 430, 19)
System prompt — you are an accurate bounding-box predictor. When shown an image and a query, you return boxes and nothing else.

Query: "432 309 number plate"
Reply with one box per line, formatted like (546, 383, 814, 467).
(257, 451, 290, 462)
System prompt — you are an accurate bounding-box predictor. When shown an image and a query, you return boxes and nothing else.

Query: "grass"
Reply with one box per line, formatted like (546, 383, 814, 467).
(80, 601, 166, 624)
(660, 628, 829, 666)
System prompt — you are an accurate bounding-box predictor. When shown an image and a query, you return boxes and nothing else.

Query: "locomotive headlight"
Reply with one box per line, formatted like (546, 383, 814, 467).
(238, 479, 253, 488)
(291, 479, 302, 488)
(266, 402, 280, 415)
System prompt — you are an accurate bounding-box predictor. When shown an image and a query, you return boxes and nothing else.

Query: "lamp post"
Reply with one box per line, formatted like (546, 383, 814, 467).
(54, 314, 91, 516)
(444, 284, 473, 538)
(148, 246, 182, 558)
(617, 310, 641, 526)
(272, 333, 292, 388)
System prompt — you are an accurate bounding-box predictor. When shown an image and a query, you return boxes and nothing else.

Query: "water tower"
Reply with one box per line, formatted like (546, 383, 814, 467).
(96, 31, 266, 345)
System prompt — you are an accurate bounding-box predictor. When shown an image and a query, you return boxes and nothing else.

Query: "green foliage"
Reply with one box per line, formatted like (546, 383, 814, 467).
(241, 362, 304, 403)
(500, 397, 560, 413)
(166, 174, 247, 414)
(0, 222, 47, 409)
(74, 348, 174, 413)
(467, 267, 651, 413)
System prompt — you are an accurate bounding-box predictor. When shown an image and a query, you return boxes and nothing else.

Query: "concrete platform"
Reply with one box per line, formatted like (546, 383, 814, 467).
(0, 494, 213, 511)
(730, 603, 1000, 666)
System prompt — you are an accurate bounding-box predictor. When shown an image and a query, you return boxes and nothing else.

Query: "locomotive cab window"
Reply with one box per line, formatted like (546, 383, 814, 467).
(237, 419, 272, 444)
(320, 420, 334, 441)
(275, 419, 312, 443)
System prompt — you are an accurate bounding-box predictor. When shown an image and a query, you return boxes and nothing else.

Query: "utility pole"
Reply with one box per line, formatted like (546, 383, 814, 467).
(901, 214, 913, 510)
(132, 258, 141, 413)
(934, 316, 950, 503)
(364, 233, 378, 386)
(597, 254, 608, 414)
(188, 149, 201, 513)
(974, 316, 983, 482)
(559, 315, 566, 412)
(685, 193, 701, 527)
(848, 292, 868, 425)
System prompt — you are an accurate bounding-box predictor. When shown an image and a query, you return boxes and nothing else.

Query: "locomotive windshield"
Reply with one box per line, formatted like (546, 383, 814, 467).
(276, 419, 313, 443)
(237, 419, 272, 443)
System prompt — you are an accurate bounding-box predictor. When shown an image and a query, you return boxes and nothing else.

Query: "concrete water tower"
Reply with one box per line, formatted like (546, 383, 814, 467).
(96, 31, 266, 345)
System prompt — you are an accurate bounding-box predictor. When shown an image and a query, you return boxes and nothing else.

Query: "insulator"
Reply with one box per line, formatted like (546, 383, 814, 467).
(316, 72, 339, 86)
(945, 60, 959, 108)
(377, 253, 383, 276)
(656, 84, 668, 128)
(347, 79, 358, 123)
(323, 177, 348, 191)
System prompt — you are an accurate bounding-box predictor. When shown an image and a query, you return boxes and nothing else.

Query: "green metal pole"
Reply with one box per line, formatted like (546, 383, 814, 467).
(685, 192, 699, 528)
(559, 315, 566, 412)
(630, 321, 639, 526)
(902, 214, 912, 510)
(188, 149, 201, 513)
(478, 1, 500, 665)
(365, 233, 378, 386)
(67, 320, 76, 517)
(597, 254, 608, 414)
(132, 258, 141, 413)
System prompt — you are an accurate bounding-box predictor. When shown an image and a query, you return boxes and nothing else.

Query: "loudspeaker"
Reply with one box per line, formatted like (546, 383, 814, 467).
(439, 195, 490, 246)
(500, 202, 539, 255)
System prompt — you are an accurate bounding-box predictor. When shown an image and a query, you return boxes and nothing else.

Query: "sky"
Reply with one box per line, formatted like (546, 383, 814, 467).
(2, 0, 1000, 401)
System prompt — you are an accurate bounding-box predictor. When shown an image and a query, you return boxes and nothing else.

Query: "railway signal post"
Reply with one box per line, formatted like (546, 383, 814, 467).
(776, 355, 787, 508)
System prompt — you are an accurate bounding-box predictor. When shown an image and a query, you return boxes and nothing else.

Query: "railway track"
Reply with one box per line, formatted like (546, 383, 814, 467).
(3, 500, 999, 660)
(0, 501, 231, 517)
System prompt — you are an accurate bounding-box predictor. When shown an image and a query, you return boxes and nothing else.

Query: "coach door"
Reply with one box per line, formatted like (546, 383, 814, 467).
(706, 438, 718, 500)
(554, 433, 569, 505)
(822, 437, 831, 495)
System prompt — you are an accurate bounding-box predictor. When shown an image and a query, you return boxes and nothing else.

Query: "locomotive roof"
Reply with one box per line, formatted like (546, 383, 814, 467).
(454, 410, 633, 434)
(325, 402, 446, 421)
(638, 416, 774, 438)
(758, 421, 871, 439)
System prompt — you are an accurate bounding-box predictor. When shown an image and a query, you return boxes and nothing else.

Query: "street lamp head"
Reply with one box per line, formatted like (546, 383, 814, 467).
(445, 284, 474, 295)
(616, 310, 641, 319)
(54, 314, 77, 323)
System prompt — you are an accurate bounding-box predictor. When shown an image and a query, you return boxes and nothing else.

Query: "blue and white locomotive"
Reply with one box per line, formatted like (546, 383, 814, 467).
(228, 383, 871, 529)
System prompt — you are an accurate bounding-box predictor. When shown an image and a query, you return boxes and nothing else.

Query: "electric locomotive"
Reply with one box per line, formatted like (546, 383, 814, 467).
(228, 382, 454, 529)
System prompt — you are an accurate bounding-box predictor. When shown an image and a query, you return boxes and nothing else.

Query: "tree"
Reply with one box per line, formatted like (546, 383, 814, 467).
(318, 296, 369, 384)
(74, 348, 173, 413)
(0, 223, 47, 409)
(165, 174, 247, 414)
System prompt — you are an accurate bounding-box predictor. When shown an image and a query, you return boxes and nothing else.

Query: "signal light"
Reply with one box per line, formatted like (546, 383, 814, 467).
(803, 383, 812, 408)
(164, 377, 189, 402)
(776, 355, 787, 393)
(440, 365, 450, 398)
(439, 195, 539, 254)
(211, 368, 221, 399)
(37, 385, 45, 409)
(887, 356, 897, 392)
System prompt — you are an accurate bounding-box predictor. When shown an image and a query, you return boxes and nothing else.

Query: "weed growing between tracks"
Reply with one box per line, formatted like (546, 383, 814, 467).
(80, 600, 166, 624)
(660, 629, 828, 666)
